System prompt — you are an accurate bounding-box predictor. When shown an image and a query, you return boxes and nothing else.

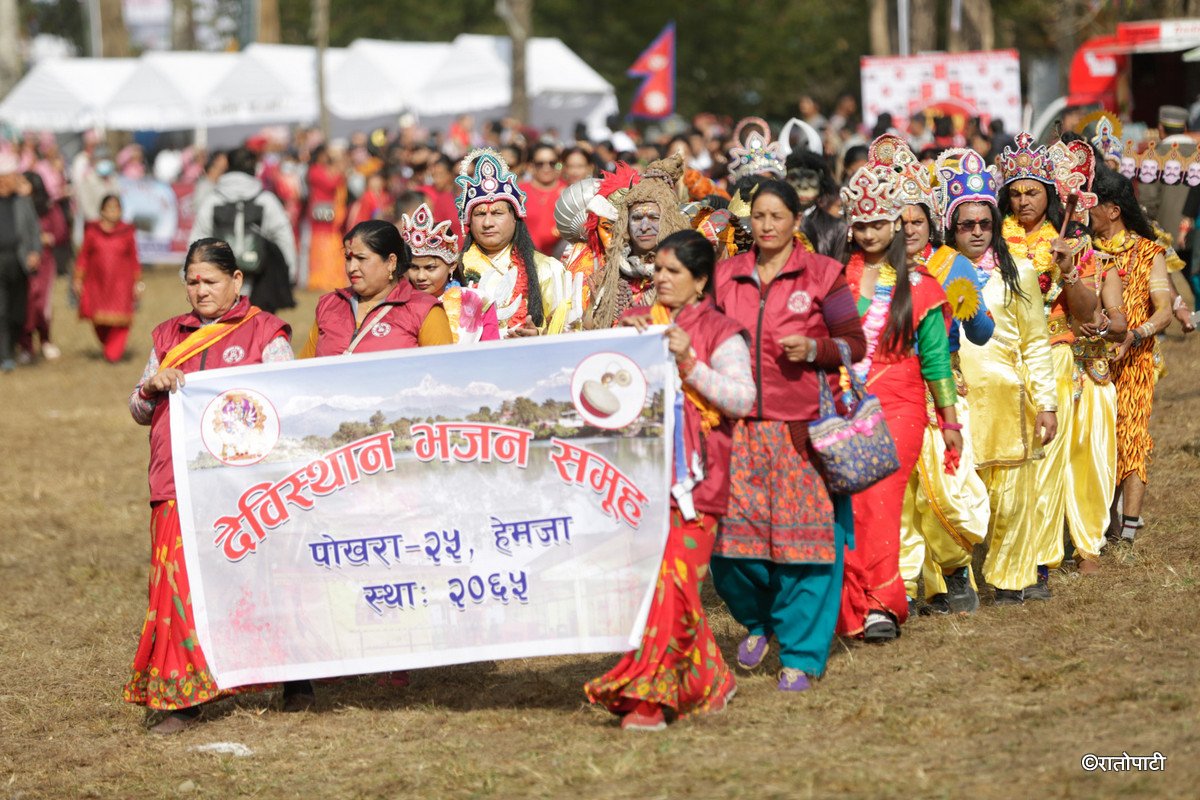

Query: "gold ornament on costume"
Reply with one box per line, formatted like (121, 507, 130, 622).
(868, 133, 939, 224)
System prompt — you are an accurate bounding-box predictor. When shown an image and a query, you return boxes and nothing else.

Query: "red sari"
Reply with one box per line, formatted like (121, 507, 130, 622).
(837, 257, 950, 635)
(585, 301, 742, 719)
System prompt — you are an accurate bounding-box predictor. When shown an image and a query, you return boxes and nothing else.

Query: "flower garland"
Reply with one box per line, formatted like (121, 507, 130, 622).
(845, 253, 898, 383)
(1093, 229, 1138, 278)
(969, 247, 997, 283)
(1002, 215, 1059, 311)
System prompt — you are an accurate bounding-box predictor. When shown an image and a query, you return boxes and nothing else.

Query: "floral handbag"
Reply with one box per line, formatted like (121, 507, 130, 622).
(806, 339, 900, 495)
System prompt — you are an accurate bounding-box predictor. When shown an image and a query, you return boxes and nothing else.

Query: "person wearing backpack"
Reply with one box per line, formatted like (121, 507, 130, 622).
(190, 146, 296, 313)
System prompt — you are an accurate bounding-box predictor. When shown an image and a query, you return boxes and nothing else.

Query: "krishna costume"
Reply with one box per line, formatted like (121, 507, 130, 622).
(456, 149, 574, 337)
(836, 162, 956, 637)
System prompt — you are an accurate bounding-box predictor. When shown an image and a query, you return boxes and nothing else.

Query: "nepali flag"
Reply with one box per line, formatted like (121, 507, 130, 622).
(627, 22, 675, 119)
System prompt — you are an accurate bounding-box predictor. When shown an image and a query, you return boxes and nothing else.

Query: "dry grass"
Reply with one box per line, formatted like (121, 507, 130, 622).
(2, 269, 1199, 800)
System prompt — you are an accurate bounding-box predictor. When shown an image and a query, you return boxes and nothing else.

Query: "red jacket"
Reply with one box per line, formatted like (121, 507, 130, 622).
(314, 280, 440, 356)
(518, 181, 565, 254)
(147, 297, 290, 502)
(623, 300, 747, 516)
(715, 247, 860, 423)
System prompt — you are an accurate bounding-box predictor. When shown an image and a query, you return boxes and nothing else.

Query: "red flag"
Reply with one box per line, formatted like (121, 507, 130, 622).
(627, 22, 675, 119)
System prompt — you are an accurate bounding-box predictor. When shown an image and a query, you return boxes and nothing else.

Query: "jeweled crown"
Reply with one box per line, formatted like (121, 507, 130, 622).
(934, 148, 998, 229)
(841, 165, 902, 225)
(868, 134, 937, 219)
(1048, 139, 1098, 213)
(455, 148, 527, 223)
(728, 117, 786, 181)
(998, 131, 1055, 186)
(400, 203, 459, 265)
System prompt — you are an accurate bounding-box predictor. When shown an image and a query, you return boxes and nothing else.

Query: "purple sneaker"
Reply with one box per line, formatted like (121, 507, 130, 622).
(777, 668, 812, 692)
(736, 634, 770, 669)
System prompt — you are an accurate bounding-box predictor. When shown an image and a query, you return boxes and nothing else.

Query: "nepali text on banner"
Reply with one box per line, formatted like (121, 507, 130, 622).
(169, 329, 674, 689)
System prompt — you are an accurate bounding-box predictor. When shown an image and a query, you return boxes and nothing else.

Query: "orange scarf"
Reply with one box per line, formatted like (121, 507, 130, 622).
(650, 303, 721, 434)
(161, 307, 261, 370)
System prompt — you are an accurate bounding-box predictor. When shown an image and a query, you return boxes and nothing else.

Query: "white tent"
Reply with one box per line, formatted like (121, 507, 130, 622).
(0, 58, 136, 131)
(415, 34, 617, 136)
(327, 39, 451, 120)
(104, 52, 241, 131)
(241, 43, 350, 122)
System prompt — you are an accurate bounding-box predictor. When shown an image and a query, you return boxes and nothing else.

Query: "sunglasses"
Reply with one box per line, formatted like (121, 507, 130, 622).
(533, 160, 558, 167)
(956, 219, 993, 233)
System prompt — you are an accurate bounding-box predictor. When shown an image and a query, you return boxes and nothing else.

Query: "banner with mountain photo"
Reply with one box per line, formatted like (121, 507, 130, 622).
(169, 329, 674, 689)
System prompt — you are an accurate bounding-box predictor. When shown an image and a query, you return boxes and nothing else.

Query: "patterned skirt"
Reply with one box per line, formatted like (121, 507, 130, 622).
(1113, 344, 1156, 483)
(585, 510, 733, 718)
(123, 500, 257, 710)
(714, 420, 836, 564)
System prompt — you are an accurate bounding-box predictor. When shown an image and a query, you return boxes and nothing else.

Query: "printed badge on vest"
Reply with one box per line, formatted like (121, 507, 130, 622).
(223, 345, 246, 365)
(787, 290, 812, 314)
(371, 322, 392, 338)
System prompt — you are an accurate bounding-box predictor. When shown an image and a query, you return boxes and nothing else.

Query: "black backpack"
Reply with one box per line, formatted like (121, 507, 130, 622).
(211, 191, 268, 276)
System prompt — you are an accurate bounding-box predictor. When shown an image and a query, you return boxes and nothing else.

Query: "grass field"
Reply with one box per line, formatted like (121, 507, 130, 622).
(2, 268, 1198, 799)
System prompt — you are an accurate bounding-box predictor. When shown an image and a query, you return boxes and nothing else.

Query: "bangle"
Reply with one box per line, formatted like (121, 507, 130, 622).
(677, 358, 696, 377)
(137, 384, 156, 401)
(939, 421, 963, 431)
(1061, 269, 1080, 286)
(1174, 294, 1186, 312)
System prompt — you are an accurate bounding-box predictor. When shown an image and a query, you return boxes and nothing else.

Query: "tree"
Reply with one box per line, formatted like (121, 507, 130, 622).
(495, 0, 532, 124)
(369, 410, 387, 430)
(172, 0, 195, 50)
(99, 0, 130, 56)
(258, 0, 281, 43)
(0, 0, 21, 98)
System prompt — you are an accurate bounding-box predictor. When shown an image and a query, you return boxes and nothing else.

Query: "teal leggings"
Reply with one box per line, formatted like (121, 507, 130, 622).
(711, 494, 851, 677)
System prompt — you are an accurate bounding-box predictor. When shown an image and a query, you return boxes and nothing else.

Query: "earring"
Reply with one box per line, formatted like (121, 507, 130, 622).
(846, 228, 853, 242)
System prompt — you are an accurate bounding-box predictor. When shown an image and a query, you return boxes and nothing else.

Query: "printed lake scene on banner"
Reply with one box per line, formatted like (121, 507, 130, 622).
(169, 330, 674, 688)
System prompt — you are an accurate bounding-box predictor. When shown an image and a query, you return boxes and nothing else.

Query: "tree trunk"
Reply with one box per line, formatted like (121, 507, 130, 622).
(496, 0, 533, 125)
(258, 0, 281, 44)
(911, 0, 938, 53)
(171, 0, 195, 51)
(99, 0, 130, 57)
(312, 0, 330, 137)
(0, 0, 21, 99)
(949, 0, 994, 52)
(869, 0, 892, 56)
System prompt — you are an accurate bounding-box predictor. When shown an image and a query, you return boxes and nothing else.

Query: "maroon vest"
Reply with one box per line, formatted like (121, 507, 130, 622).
(623, 300, 748, 516)
(147, 298, 290, 502)
(313, 281, 439, 356)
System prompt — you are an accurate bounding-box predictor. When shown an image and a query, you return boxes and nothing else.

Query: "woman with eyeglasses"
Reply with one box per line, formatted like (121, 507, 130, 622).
(945, 148, 1058, 607)
(518, 143, 567, 255)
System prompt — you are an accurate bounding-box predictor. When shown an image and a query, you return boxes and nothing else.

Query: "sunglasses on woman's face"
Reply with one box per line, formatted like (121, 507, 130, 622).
(956, 219, 993, 232)
(533, 160, 558, 168)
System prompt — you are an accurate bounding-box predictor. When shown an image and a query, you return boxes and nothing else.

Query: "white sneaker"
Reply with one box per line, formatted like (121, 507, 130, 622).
(41, 343, 61, 360)
(15, 350, 32, 366)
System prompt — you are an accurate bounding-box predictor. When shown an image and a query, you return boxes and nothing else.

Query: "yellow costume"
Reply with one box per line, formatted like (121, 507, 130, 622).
(461, 244, 572, 337)
(958, 258, 1057, 591)
(898, 246, 990, 600)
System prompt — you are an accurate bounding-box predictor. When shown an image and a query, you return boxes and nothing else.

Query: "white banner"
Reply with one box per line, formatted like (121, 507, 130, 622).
(170, 329, 674, 688)
(861, 49, 1022, 134)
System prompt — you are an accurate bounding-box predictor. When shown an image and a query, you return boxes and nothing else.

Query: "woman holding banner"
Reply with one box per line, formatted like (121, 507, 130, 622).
(585, 230, 754, 731)
(709, 180, 865, 691)
(124, 238, 292, 734)
(301, 220, 453, 357)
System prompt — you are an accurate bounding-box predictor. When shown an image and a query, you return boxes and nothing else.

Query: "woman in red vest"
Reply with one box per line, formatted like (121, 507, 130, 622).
(74, 194, 140, 363)
(124, 238, 292, 734)
(303, 220, 452, 356)
(585, 230, 754, 731)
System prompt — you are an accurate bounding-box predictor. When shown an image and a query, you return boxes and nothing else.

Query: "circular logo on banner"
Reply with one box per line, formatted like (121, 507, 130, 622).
(201, 388, 279, 466)
(371, 322, 392, 338)
(222, 345, 246, 365)
(570, 352, 647, 430)
(787, 290, 812, 314)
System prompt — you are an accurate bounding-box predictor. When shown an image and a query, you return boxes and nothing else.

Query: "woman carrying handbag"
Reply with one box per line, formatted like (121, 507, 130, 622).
(710, 180, 866, 692)
(836, 164, 961, 643)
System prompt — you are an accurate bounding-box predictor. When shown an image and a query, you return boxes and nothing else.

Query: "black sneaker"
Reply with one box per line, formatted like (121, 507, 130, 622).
(944, 566, 980, 613)
(863, 610, 900, 643)
(920, 594, 952, 615)
(1024, 565, 1052, 601)
(993, 588, 1024, 606)
(907, 597, 917, 618)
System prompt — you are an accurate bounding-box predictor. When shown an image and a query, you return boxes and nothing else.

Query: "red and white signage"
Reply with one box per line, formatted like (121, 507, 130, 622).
(861, 50, 1022, 134)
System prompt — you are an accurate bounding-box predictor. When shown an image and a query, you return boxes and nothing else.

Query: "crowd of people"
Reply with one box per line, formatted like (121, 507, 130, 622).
(4, 94, 1196, 735)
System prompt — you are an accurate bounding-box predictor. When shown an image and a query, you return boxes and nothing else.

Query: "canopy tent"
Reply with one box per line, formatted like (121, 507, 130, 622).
(327, 39, 451, 120)
(0, 37, 617, 138)
(0, 58, 136, 131)
(416, 34, 617, 137)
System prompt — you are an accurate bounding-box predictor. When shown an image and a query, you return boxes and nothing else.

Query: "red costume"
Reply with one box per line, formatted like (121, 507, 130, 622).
(313, 280, 441, 356)
(518, 180, 566, 254)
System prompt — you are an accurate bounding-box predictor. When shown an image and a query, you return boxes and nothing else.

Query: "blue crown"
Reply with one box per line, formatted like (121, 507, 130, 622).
(934, 148, 998, 229)
(456, 149, 527, 223)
